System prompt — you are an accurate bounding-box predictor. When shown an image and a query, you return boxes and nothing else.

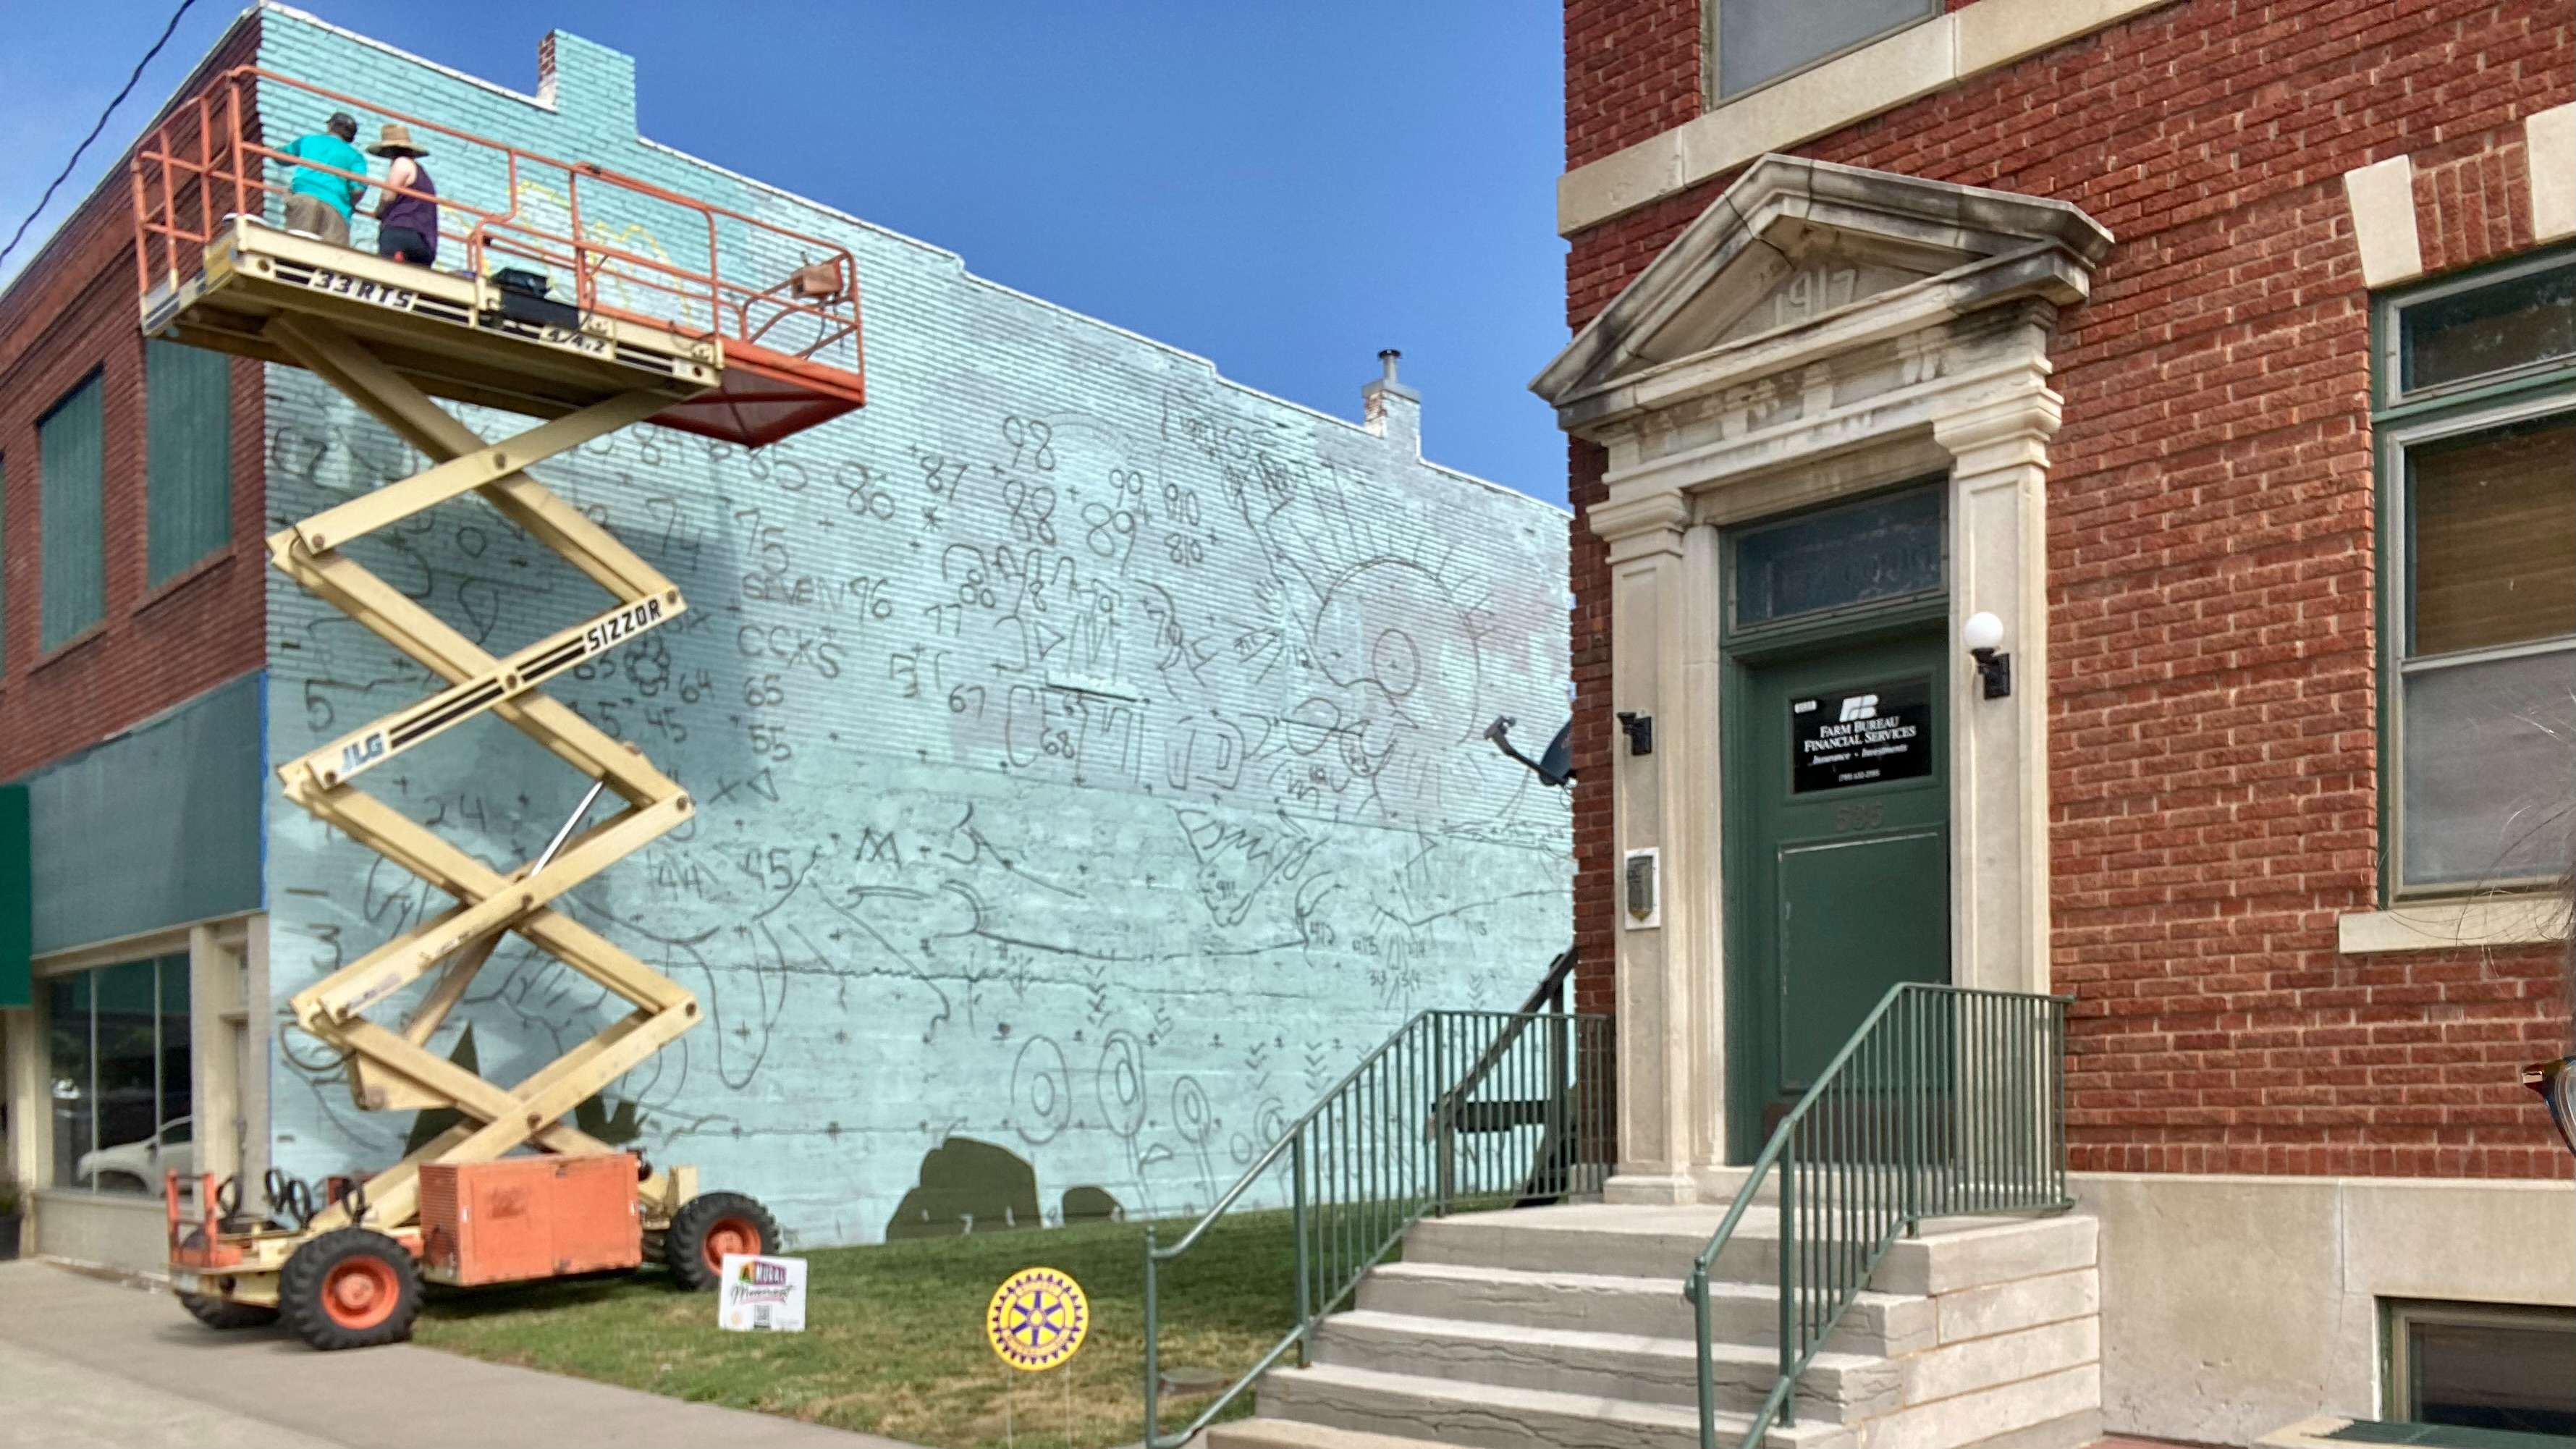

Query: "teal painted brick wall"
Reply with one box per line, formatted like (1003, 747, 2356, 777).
(256, 8, 1570, 1246)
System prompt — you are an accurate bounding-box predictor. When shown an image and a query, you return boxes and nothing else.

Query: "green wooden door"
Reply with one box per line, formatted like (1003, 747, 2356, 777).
(1727, 627, 1950, 1155)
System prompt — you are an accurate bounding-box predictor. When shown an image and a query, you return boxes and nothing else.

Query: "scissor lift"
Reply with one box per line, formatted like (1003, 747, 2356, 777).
(134, 70, 866, 1348)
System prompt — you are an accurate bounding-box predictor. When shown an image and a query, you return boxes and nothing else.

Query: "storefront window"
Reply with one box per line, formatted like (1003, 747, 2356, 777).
(44, 952, 190, 1193)
(44, 973, 93, 1191)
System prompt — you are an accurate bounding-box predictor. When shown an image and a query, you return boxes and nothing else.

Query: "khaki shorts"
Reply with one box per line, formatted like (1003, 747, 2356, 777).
(283, 193, 350, 247)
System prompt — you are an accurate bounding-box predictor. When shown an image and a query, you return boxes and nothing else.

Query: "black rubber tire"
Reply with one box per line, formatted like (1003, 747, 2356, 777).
(277, 1228, 421, 1351)
(662, 1191, 779, 1291)
(180, 1291, 281, 1330)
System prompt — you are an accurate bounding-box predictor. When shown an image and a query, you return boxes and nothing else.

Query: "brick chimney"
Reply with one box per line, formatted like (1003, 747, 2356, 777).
(1363, 348, 1420, 457)
(537, 31, 639, 139)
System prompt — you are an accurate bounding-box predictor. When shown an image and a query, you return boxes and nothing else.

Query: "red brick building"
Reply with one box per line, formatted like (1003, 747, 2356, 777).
(1540, 0, 2572, 1437)
(0, 28, 266, 785)
(0, 14, 289, 1271)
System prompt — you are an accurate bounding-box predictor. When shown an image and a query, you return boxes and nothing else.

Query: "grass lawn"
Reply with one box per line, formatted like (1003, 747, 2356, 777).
(413, 1212, 1302, 1449)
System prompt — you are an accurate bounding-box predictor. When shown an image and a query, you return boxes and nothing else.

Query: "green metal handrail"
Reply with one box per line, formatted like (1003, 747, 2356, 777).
(1142, 994, 1614, 1448)
(1686, 982, 2071, 1448)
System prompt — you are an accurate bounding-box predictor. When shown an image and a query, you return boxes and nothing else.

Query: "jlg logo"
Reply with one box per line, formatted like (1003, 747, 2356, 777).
(339, 732, 387, 772)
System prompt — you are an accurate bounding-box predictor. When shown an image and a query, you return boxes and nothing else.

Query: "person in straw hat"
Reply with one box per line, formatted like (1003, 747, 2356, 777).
(366, 122, 439, 266)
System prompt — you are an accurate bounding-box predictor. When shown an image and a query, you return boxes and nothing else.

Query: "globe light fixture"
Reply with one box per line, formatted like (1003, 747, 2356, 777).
(1963, 610, 2011, 699)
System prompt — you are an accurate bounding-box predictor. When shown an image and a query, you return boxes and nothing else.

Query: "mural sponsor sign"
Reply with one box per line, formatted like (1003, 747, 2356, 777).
(718, 1253, 807, 1332)
(985, 1266, 1089, 1372)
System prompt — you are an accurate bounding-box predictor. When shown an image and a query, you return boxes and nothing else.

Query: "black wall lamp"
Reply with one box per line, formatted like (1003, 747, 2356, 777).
(1616, 711, 1654, 756)
(1964, 611, 2012, 699)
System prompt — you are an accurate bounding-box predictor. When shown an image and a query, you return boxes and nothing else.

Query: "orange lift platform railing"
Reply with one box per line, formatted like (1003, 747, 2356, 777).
(135, 68, 863, 1349)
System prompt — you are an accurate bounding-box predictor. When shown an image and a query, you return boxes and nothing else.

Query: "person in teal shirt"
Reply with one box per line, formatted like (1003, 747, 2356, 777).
(277, 112, 367, 247)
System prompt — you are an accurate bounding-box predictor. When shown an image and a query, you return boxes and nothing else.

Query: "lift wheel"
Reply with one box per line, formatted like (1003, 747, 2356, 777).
(662, 1191, 782, 1291)
(280, 1228, 425, 1351)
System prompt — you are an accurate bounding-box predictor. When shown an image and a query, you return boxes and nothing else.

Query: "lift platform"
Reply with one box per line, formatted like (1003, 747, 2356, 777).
(135, 68, 866, 1348)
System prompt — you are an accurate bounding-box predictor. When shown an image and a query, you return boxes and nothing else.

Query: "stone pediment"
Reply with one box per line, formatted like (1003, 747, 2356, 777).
(1533, 155, 2113, 433)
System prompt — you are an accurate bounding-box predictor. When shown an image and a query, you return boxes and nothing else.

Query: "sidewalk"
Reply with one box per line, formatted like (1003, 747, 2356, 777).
(0, 1262, 921, 1449)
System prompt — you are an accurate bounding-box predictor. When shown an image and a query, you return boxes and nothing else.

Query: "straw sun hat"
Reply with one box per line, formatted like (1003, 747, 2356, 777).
(367, 123, 428, 159)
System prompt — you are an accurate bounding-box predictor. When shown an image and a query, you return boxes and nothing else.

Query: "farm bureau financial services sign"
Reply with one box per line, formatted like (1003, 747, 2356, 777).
(1791, 680, 1932, 794)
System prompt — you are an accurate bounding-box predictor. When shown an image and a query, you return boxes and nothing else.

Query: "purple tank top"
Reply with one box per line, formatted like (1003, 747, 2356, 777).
(381, 164, 439, 252)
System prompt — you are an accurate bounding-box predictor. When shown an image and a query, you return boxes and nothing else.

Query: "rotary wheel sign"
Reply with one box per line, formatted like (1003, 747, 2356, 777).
(986, 1266, 1089, 1372)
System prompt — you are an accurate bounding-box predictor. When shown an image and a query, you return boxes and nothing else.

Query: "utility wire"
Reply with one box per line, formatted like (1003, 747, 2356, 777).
(0, 0, 202, 274)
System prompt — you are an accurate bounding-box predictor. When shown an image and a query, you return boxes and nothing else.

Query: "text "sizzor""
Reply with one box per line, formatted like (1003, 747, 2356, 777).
(585, 596, 665, 654)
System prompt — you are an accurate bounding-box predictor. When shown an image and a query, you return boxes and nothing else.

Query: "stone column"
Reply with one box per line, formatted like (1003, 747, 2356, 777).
(1671, 520, 1726, 1193)
(1589, 493, 1721, 1204)
(189, 924, 245, 1190)
(1, 1004, 44, 1191)
(240, 913, 273, 1197)
(1933, 381, 2061, 998)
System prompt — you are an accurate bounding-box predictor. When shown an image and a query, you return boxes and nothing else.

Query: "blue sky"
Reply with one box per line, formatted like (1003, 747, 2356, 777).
(0, 2, 1572, 505)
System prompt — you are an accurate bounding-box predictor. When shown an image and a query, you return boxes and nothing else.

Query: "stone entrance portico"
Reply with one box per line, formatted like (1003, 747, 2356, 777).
(1532, 155, 2113, 1204)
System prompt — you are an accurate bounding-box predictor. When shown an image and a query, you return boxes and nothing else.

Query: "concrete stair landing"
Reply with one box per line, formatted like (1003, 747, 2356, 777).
(1209, 1202, 2102, 1449)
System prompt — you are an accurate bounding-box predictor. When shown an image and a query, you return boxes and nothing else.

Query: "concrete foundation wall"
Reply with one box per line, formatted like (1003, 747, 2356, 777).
(27, 1188, 168, 1273)
(2079, 1171, 2576, 1445)
(253, 13, 1571, 1246)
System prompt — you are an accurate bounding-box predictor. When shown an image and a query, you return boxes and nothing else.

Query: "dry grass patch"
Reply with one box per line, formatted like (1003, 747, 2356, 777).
(413, 1212, 1300, 1448)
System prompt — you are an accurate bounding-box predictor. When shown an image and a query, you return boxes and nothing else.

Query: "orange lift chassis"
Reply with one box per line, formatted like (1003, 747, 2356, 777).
(132, 71, 866, 1348)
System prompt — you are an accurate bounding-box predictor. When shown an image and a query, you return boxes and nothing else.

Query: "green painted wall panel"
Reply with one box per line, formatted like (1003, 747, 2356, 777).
(0, 786, 29, 1008)
(146, 340, 235, 586)
(15, 674, 265, 957)
(38, 373, 107, 652)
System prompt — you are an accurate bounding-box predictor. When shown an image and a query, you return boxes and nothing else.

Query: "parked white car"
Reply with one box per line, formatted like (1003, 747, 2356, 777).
(75, 1116, 193, 1194)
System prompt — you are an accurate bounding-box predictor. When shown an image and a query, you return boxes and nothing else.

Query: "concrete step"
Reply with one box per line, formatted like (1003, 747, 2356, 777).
(1312, 1309, 1901, 1422)
(1255, 1361, 1859, 1449)
(1205, 1419, 1463, 1449)
(1696, 1165, 1783, 1202)
(1354, 1260, 1935, 1356)
(1403, 1204, 1774, 1280)
(1862, 1364, 2101, 1449)
(1876, 1215, 2098, 1298)
(1403, 1206, 2095, 1296)
(1692, 1165, 2039, 1207)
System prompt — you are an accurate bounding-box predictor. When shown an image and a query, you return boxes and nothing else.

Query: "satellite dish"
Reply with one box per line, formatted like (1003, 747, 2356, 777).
(1485, 716, 1575, 788)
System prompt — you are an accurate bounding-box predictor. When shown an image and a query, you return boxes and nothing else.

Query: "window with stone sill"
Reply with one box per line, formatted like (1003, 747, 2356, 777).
(1704, 0, 1941, 104)
(145, 339, 232, 587)
(2376, 250, 2576, 897)
(38, 371, 107, 654)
